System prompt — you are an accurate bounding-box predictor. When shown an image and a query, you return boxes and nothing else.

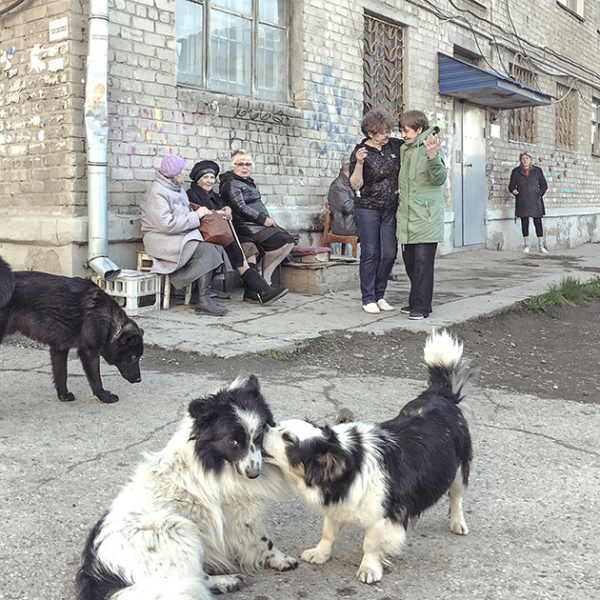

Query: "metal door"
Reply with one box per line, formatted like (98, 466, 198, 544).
(452, 103, 486, 246)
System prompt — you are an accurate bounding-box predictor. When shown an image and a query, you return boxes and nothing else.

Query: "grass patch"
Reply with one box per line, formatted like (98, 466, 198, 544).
(522, 275, 600, 312)
(258, 349, 288, 360)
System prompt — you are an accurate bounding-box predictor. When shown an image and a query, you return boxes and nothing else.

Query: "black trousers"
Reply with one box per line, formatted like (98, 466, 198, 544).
(402, 243, 437, 317)
(521, 217, 543, 238)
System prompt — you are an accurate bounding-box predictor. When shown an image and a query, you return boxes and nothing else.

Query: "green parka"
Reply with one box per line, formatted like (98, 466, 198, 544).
(396, 125, 447, 244)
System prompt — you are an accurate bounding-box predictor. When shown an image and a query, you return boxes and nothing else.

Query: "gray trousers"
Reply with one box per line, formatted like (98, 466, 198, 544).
(169, 242, 232, 290)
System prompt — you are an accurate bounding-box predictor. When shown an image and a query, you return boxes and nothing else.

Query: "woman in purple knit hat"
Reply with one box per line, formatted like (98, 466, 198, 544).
(140, 153, 233, 316)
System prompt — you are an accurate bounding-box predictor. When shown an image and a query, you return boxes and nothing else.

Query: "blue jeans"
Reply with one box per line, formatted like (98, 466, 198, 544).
(355, 208, 398, 304)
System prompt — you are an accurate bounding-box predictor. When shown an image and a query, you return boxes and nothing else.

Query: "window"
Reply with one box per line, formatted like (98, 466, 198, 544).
(176, 0, 288, 102)
(363, 13, 404, 120)
(556, 83, 578, 150)
(557, 0, 584, 18)
(509, 66, 537, 144)
(591, 97, 600, 155)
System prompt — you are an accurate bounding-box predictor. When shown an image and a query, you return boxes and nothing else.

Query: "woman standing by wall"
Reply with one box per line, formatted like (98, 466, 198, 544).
(508, 152, 549, 254)
(349, 109, 403, 314)
(397, 110, 447, 321)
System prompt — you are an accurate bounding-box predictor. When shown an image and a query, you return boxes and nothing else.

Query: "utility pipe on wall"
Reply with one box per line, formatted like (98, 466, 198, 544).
(85, 0, 120, 281)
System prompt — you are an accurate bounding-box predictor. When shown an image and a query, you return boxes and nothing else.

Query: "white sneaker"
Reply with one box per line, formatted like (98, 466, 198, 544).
(362, 302, 380, 314)
(376, 299, 395, 311)
(523, 245, 530, 253)
(539, 245, 549, 254)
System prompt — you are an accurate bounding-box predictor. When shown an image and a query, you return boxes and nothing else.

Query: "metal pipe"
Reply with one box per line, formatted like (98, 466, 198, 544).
(85, 0, 120, 281)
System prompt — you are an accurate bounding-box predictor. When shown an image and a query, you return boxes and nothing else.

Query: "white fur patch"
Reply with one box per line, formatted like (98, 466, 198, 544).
(424, 328, 463, 367)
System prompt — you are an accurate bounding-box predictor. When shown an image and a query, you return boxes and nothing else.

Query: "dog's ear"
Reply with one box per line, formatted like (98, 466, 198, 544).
(244, 374, 260, 393)
(188, 397, 220, 424)
(304, 438, 347, 487)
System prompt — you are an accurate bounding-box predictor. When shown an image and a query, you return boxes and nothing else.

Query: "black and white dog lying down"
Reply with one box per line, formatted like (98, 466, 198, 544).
(263, 329, 473, 584)
(76, 375, 298, 600)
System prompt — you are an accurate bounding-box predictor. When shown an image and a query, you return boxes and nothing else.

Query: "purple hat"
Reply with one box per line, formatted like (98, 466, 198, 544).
(159, 154, 186, 178)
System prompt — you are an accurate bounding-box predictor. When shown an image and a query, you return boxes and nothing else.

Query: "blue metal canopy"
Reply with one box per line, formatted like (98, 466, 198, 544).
(438, 53, 553, 109)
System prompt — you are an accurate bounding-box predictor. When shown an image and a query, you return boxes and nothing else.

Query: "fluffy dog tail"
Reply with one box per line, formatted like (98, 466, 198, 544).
(423, 329, 472, 403)
(0, 256, 15, 309)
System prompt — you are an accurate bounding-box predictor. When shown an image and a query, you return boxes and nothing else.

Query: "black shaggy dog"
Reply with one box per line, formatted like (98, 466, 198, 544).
(0, 256, 143, 403)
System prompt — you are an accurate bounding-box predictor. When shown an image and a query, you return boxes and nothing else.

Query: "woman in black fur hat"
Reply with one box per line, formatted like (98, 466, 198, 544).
(188, 160, 288, 306)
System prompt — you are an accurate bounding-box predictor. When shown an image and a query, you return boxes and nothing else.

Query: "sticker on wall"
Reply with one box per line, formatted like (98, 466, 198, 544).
(48, 58, 64, 72)
(49, 17, 68, 42)
(30, 43, 45, 73)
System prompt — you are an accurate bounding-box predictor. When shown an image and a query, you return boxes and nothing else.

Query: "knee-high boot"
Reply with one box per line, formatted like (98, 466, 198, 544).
(241, 269, 288, 306)
(194, 272, 228, 316)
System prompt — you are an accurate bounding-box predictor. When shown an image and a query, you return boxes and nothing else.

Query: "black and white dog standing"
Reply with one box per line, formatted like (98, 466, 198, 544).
(263, 330, 473, 584)
(76, 375, 298, 600)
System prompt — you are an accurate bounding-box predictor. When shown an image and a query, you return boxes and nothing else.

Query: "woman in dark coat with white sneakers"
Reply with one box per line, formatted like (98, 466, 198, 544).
(508, 152, 549, 254)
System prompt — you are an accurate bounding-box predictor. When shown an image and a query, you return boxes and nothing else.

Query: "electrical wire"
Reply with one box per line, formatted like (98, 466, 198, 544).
(0, 0, 29, 18)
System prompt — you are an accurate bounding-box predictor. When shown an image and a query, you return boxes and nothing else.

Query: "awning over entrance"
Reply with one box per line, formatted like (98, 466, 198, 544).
(438, 54, 553, 109)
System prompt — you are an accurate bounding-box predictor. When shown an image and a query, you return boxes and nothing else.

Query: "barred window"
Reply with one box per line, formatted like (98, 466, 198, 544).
(556, 83, 578, 150)
(509, 66, 537, 144)
(363, 13, 404, 121)
(592, 97, 600, 156)
(176, 0, 288, 102)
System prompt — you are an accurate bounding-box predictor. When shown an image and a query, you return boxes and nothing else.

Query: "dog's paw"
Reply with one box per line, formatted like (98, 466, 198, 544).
(59, 392, 75, 402)
(96, 390, 119, 404)
(267, 553, 299, 572)
(356, 564, 383, 584)
(450, 519, 469, 535)
(206, 574, 244, 594)
(301, 547, 330, 565)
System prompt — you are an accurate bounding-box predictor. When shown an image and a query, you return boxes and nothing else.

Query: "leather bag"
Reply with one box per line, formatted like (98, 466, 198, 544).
(189, 202, 234, 246)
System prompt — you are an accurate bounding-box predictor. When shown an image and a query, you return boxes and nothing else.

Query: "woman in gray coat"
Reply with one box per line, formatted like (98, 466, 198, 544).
(508, 152, 549, 254)
(140, 154, 231, 316)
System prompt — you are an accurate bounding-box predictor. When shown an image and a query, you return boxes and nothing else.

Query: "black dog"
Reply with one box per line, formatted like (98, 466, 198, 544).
(0, 257, 144, 403)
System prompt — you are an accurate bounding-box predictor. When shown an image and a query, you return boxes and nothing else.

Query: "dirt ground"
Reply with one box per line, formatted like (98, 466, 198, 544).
(142, 298, 600, 405)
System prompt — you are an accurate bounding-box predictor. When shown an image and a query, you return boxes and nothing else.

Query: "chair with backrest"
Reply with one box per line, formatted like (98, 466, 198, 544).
(322, 201, 358, 258)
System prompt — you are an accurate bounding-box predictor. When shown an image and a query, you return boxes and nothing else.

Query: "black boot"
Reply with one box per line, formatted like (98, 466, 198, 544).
(194, 272, 228, 316)
(241, 269, 288, 306)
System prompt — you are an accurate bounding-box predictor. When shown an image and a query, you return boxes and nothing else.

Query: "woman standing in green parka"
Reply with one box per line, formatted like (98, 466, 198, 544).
(397, 110, 447, 320)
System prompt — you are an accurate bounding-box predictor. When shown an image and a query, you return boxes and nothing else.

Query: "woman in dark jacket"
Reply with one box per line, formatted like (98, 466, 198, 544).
(349, 109, 403, 314)
(219, 149, 295, 285)
(508, 152, 549, 254)
(187, 160, 288, 305)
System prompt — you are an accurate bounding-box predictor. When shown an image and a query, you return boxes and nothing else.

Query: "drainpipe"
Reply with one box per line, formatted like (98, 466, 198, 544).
(84, 0, 120, 281)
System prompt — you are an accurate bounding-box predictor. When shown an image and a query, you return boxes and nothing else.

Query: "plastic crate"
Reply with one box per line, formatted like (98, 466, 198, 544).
(92, 270, 160, 316)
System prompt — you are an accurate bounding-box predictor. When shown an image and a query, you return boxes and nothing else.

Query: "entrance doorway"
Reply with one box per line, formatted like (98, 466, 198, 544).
(452, 103, 486, 247)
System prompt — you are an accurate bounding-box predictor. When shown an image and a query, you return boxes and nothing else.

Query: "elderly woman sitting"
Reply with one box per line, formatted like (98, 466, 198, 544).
(140, 153, 232, 316)
(219, 149, 295, 286)
(187, 159, 288, 305)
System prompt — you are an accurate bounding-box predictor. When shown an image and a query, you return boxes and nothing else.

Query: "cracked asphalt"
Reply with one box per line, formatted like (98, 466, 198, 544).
(1, 312, 599, 600)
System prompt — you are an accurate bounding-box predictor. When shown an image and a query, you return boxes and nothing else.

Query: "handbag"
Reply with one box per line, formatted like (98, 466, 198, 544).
(189, 202, 234, 246)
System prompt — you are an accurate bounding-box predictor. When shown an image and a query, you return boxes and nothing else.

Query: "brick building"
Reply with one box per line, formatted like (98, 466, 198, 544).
(1, 0, 599, 276)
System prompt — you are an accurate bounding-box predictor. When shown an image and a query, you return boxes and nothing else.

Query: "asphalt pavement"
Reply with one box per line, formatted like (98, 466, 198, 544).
(1, 244, 600, 600)
(137, 243, 600, 356)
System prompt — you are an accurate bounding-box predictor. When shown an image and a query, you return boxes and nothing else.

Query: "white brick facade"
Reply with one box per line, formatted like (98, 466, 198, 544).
(1, 0, 599, 275)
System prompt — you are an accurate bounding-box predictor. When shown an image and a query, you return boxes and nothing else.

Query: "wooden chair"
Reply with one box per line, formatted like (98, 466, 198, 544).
(322, 201, 359, 258)
(137, 250, 192, 310)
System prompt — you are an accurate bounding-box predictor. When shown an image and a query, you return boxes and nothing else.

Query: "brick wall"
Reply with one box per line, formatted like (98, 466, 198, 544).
(1, 0, 599, 274)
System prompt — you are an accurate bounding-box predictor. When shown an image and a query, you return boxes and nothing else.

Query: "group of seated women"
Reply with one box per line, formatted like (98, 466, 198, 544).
(140, 149, 294, 316)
